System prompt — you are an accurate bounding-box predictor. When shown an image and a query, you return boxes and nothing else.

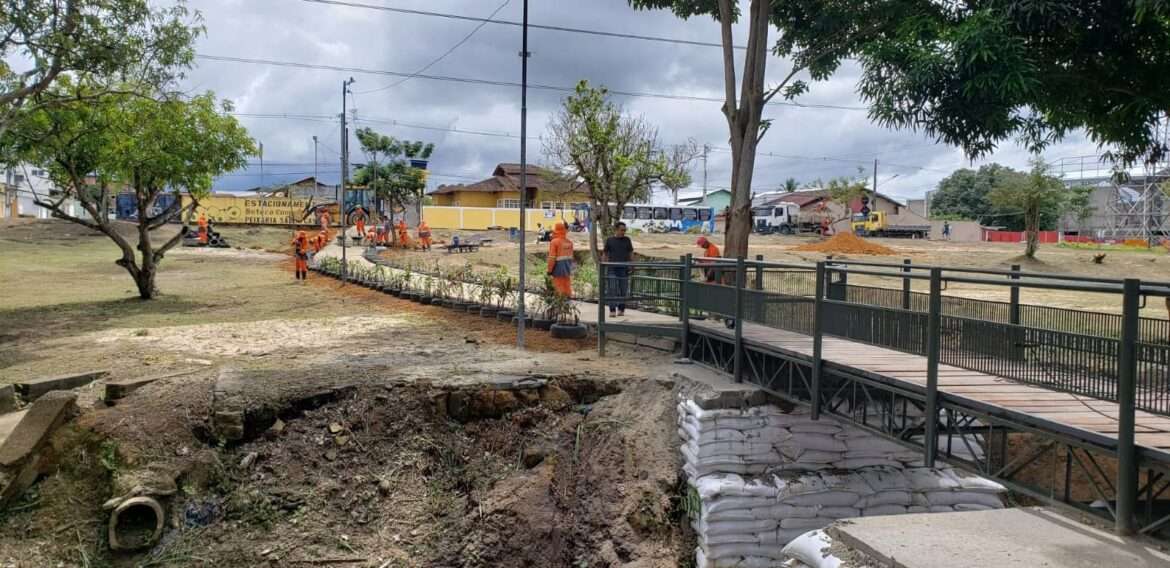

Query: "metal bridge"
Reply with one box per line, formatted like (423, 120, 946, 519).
(596, 257, 1170, 538)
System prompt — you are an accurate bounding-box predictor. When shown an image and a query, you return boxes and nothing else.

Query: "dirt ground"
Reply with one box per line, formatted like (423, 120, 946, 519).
(385, 226, 1170, 318)
(0, 219, 688, 567)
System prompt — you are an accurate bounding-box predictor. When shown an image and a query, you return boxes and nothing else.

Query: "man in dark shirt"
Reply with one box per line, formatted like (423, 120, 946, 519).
(603, 222, 633, 316)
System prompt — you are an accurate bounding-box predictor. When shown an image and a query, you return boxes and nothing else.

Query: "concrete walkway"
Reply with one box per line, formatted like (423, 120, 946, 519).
(830, 507, 1170, 567)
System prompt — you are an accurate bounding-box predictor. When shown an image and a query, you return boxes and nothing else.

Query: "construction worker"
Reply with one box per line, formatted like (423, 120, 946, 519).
(353, 207, 366, 241)
(396, 218, 410, 248)
(547, 221, 574, 297)
(197, 213, 209, 245)
(418, 219, 432, 251)
(293, 231, 310, 281)
(319, 208, 331, 232)
(696, 236, 722, 283)
(313, 230, 327, 254)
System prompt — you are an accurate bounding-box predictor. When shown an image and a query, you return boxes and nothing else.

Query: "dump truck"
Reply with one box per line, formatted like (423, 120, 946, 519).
(851, 211, 931, 239)
(753, 203, 824, 234)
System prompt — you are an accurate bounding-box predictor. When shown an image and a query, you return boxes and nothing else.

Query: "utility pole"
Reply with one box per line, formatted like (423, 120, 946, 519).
(873, 158, 878, 195)
(702, 144, 710, 199)
(259, 142, 265, 189)
(340, 77, 355, 283)
(517, 0, 530, 349)
(312, 136, 318, 188)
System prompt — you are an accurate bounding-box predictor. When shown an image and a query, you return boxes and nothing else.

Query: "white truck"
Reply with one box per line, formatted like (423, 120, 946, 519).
(753, 203, 821, 234)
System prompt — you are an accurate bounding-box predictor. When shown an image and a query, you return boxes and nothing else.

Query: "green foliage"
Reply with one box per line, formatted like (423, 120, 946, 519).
(0, 0, 202, 127)
(782, 177, 799, 193)
(854, 1, 1170, 165)
(930, 163, 1087, 232)
(660, 141, 700, 204)
(988, 158, 1068, 257)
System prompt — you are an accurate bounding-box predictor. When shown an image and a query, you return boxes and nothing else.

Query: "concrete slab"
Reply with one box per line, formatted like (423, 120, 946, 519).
(103, 368, 200, 403)
(830, 507, 1170, 568)
(0, 385, 16, 414)
(0, 410, 28, 448)
(671, 365, 787, 411)
(14, 370, 108, 401)
(0, 391, 78, 467)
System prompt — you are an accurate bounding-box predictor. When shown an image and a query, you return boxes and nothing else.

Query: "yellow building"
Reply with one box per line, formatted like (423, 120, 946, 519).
(429, 163, 590, 209)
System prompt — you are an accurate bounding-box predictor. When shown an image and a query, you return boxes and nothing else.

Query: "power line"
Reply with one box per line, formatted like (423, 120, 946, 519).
(709, 147, 949, 173)
(356, 0, 511, 95)
(197, 54, 867, 111)
(298, 0, 744, 50)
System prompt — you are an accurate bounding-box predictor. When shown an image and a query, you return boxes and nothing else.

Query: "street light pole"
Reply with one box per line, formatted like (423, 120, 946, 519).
(340, 77, 355, 283)
(517, 0, 530, 349)
(312, 136, 318, 189)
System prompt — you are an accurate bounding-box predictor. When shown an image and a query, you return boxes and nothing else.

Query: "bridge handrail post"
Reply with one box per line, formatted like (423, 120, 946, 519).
(1116, 278, 1140, 535)
(598, 262, 607, 357)
(811, 261, 826, 420)
(754, 254, 764, 291)
(734, 257, 745, 383)
(902, 258, 912, 310)
(1009, 263, 1021, 325)
(681, 255, 692, 357)
(924, 267, 943, 467)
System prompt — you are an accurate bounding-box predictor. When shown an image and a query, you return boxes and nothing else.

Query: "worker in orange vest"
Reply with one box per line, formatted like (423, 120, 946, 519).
(313, 230, 326, 254)
(546, 221, 574, 297)
(197, 213, 209, 245)
(396, 218, 409, 248)
(417, 220, 432, 251)
(293, 231, 310, 281)
(353, 208, 366, 241)
(696, 236, 722, 283)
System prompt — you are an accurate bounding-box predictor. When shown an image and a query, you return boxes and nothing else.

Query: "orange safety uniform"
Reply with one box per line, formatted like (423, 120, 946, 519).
(696, 236, 722, 283)
(546, 222, 574, 297)
(396, 219, 409, 248)
(417, 221, 432, 251)
(319, 210, 331, 232)
(197, 213, 209, 244)
(293, 231, 310, 280)
(312, 231, 326, 253)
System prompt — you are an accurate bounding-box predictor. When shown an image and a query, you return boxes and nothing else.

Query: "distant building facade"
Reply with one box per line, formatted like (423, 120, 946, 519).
(428, 163, 590, 209)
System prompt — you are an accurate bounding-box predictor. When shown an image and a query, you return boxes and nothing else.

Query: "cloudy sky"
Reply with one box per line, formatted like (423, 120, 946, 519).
(184, 0, 1105, 200)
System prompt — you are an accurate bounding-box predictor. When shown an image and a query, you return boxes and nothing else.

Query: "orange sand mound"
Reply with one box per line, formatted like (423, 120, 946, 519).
(792, 232, 896, 255)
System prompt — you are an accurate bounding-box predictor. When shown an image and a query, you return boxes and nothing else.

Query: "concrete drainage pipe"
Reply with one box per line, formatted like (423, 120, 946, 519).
(108, 496, 165, 551)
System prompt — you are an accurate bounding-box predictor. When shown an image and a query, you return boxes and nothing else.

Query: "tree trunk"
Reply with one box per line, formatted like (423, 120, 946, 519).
(133, 265, 158, 300)
(1024, 203, 1039, 258)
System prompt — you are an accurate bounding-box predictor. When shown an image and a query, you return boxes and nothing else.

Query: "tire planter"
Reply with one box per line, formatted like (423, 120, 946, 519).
(480, 307, 499, 318)
(465, 304, 482, 313)
(403, 292, 418, 301)
(420, 296, 434, 305)
(496, 310, 515, 322)
(550, 322, 588, 339)
(449, 301, 467, 310)
(533, 318, 555, 331)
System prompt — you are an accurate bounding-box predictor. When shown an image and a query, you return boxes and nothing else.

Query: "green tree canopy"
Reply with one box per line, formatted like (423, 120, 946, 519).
(0, 0, 201, 133)
(856, 1, 1170, 165)
(988, 159, 1068, 258)
(3, 82, 255, 298)
(352, 127, 434, 234)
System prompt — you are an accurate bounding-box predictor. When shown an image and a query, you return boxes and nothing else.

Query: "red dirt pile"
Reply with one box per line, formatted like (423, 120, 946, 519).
(793, 232, 896, 255)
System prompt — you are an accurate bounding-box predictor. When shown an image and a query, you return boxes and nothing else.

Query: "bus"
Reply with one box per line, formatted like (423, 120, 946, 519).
(619, 204, 716, 233)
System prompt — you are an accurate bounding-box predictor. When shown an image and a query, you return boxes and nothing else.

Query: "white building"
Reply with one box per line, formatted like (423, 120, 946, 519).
(2, 164, 57, 218)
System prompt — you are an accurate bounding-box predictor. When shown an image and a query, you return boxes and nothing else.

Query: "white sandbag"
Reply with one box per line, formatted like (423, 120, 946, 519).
(904, 468, 961, 492)
(682, 415, 777, 432)
(817, 506, 861, 519)
(907, 505, 929, 514)
(857, 468, 910, 492)
(780, 433, 847, 452)
(782, 492, 861, 508)
(697, 518, 779, 537)
(832, 457, 903, 469)
(702, 508, 756, 522)
(781, 530, 842, 568)
(695, 474, 781, 500)
(863, 504, 908, 516)
(925, 491, 1003, 509)
(779, 517, 830, 531)
(910, 493, 929, 507)
(705, 543, 787, 561)
(856, 491, 912, 508)
(684, 423, 792, 445)
(682, 445, 781, 468)
(688, 440, 784, 458)
(788, 422, 843, 435)
(686, 462, 771, 478)
(684, 400, 794, 422)
(945, 469, 1007, 494)
(702, 496, 775, 514)
(840, 431, 906, 452)
(774, 462, 832, 473)
(749, 504, 819, 520)
(702, 531, 765, 546)
(779, 449, 843, 463)
(928, 505, 954, 513)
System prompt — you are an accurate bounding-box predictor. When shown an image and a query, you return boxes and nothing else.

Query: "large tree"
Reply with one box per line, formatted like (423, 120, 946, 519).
(931, 164, 1027, 225)
(352, 127, 433, 241)
(0, 0, 200, 135)
(857, 1, 1170, 166)
(988, 158, 1066, 258)
(2, 83, 255, 298)
(544, 81, 668, 260)
(629, 0, 906, 258)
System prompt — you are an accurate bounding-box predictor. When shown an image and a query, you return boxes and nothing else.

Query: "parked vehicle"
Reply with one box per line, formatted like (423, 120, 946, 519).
(752, 203, 822, 234)
(851, 211, 931, 239)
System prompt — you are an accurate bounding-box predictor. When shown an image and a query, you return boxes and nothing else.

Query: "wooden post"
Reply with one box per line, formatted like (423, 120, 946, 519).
(924, 268, 943, 467)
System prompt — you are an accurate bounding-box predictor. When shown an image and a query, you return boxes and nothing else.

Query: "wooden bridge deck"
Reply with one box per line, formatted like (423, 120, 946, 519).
(692, 319, 1170, 463)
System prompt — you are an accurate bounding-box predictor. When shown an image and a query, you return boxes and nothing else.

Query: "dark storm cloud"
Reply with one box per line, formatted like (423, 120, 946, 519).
(186, 0, 1100, 197)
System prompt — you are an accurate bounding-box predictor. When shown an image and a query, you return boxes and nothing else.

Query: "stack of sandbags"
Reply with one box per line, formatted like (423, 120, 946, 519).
(678, 399, 1008, 568)
(678, 400, 926, 475)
